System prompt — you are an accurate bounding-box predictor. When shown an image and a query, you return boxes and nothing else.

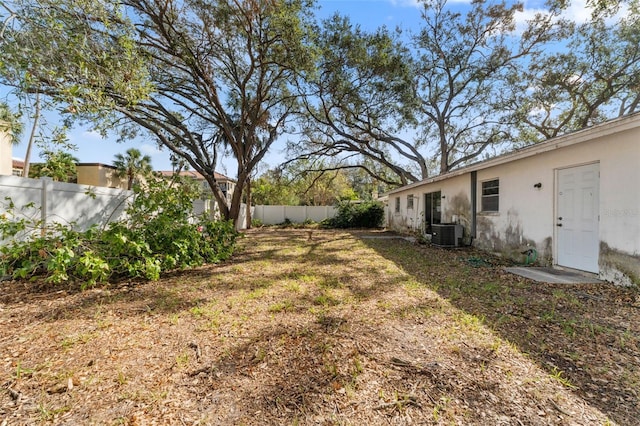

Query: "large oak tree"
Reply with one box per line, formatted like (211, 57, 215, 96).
(511, 0, 640, 141)
(0, 0, 315, 226)
(292, 0, 561, 187)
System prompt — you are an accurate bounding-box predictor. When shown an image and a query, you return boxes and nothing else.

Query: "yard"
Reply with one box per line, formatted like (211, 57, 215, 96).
(1, 229, 639, 425)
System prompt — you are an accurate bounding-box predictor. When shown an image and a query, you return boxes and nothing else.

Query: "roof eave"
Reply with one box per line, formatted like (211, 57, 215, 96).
(385, 113, 640, 196)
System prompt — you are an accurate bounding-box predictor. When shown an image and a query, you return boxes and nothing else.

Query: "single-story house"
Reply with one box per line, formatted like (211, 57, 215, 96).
(386, 113, 640, 286)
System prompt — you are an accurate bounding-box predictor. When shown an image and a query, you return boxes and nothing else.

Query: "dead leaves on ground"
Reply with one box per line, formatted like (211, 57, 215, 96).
(0, 229, 637, 425)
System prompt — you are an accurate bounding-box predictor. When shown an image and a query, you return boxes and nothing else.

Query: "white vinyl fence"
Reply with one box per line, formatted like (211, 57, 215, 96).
(253, 205, 337, 225)
(0, 176, 254, 243)
(0, 175, 131, 240)
(193, 199, 251, 230)
(0, 176, 331, 241)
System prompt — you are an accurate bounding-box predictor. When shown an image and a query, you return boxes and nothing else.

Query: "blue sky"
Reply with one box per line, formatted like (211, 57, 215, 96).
(9, 0, 593, 175)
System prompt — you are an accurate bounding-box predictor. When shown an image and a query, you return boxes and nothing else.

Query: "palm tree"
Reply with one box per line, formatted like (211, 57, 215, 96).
(113, 148, 153, 190)
(31, 150, 79, 182)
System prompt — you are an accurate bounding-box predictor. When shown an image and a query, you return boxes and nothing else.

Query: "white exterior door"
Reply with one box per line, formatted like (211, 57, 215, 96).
(556, 163, 600, 273)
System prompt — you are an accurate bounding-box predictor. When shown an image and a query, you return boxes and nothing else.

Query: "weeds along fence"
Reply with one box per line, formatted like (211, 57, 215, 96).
(0, 175, 132, 243)
(0, 176, 329, 243)
(0, 176, 256, 244)
(253, 205, 337, 225)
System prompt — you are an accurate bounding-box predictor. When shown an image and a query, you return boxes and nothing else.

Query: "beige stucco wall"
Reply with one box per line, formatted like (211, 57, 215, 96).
(387, 115, 640, 284)
(76, 164, 127, 189)
(0, 127, 12, 176)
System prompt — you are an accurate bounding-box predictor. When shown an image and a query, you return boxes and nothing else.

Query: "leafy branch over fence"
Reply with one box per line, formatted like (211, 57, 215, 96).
(0, 176, 239, 287)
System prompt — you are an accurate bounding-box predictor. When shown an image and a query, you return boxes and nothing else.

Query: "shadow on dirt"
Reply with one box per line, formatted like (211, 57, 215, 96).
(359, 235, 640, 425)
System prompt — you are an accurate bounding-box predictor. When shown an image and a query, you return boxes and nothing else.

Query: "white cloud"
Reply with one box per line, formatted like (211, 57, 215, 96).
(516, 0, 629, 30)
(514, 6, 547, 31)
(387, 0, 420, 7)
(563, 0, 629, 23)
(514, 0, 574, 36)
(387, 0, 471, 8)
(140, 143, 162, 156)
(564, 73, 583, 85)
(81, 130, 105, 140)
(559, 0, 593, 23)
(528, 106, 549, 117)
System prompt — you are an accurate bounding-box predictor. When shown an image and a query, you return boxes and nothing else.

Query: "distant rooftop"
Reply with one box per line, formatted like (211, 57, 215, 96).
(11, 158, 235, 182)
(157, 170, 234, 182)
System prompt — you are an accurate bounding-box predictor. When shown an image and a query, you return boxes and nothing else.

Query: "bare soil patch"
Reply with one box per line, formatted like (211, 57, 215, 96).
(1, 228, 638, 425)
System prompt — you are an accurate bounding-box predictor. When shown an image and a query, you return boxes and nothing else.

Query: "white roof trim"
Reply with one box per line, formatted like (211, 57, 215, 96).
(387, 113, 640, 195)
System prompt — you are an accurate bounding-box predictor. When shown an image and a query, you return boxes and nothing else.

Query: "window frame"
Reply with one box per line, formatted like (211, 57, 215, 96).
(407, 194, 414, 210)
(394, 196, 401, 213)
(481, 178, 500, 212)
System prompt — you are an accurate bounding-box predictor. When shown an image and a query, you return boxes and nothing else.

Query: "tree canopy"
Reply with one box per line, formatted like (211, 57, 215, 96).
(0, 102, 22, 143)
(0, 0, 316, 226)
(1, 0, 637, 208)
(511, 0, 640, 140)
(291, 0, 562, 186)
(290, 0, 638, 187)
(252, 161, 360, 206)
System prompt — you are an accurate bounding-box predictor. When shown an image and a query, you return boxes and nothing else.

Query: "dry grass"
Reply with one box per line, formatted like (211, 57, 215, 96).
(1, 228, 638, 425)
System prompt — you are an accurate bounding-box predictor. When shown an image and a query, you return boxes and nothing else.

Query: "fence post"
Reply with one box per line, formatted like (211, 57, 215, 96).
(41, 177, 53, 236)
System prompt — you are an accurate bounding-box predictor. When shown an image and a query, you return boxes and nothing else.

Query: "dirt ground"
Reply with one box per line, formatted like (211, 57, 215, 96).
(1, 228, 639, 425)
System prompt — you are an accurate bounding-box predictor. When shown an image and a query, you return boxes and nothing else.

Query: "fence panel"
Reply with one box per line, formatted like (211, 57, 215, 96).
(0, 176, 131, 243)
(43, 179, 131, 231)
(253, 205, 337, 225)
(1, 176, 327, 238)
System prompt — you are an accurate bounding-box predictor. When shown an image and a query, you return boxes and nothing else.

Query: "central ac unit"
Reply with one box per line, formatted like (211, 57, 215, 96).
(431, 224, 463, 247)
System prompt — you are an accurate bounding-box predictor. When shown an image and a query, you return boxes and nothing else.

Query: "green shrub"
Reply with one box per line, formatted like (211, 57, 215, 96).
(0, 176, 239, 287)
(323, 201, 385, 229)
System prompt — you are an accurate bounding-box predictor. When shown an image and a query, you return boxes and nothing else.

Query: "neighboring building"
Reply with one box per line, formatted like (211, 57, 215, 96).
(158, 170, 236, 206)
(6, 159, 127, 187)
(76, 163, 128, 189)
(0, 128, 11, 176)
(11, 159, 24, 176)
(387, 113, 640, 286)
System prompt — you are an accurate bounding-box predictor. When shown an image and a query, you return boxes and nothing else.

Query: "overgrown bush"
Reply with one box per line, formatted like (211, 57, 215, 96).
(0, 176, 239, 287)
(323, 201, 385, 229)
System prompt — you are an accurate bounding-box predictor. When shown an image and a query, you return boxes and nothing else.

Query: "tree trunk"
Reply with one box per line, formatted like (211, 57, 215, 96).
(203, 174, 230, 221)
(229, 173, 246, 230)
(23, 91, 41, 178)
(245, 179, 252, 230)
